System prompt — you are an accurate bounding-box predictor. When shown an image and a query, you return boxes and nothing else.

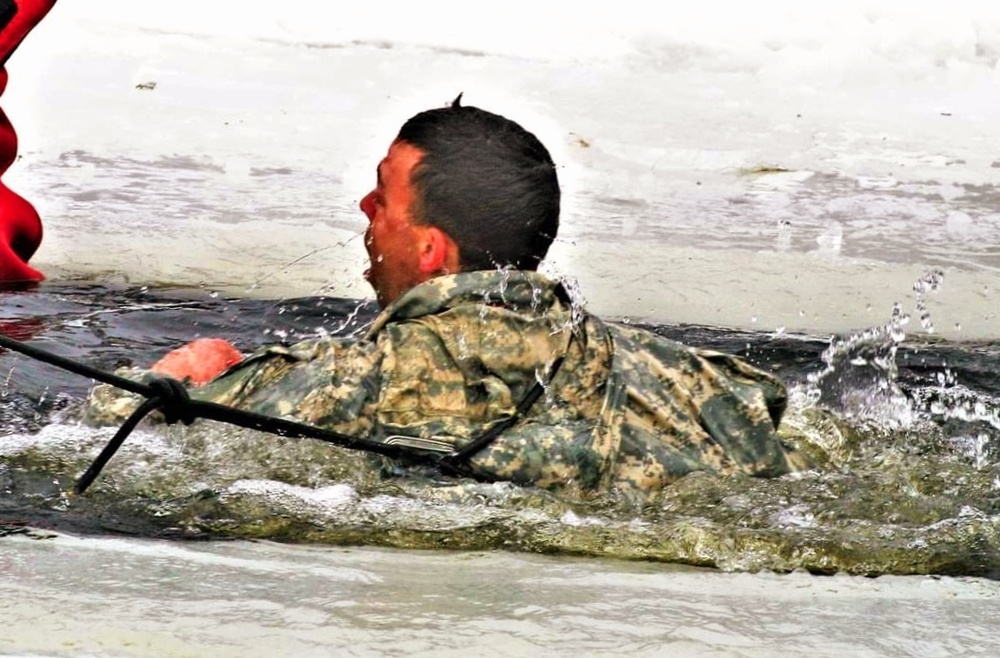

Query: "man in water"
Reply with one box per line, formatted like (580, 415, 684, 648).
(87, 99, 805, 501)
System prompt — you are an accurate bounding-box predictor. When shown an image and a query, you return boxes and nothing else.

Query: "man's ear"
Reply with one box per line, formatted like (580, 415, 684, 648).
(417, 226, 460, 276)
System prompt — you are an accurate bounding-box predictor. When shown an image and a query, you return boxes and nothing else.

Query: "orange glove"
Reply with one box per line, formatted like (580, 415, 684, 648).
(150, 338, 244, 387)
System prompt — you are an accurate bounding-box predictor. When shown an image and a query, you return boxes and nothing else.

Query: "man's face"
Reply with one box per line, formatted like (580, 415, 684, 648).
(359, 140, 427, 308)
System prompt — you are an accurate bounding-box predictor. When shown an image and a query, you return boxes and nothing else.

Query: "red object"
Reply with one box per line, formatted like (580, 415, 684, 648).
(0, 0, 57, 283)
(151, 338, 245, 387)
(0, 315, 43, 341)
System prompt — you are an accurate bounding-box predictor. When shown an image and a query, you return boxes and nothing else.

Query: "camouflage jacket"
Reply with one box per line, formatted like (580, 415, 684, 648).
(85, 271, 804, 501)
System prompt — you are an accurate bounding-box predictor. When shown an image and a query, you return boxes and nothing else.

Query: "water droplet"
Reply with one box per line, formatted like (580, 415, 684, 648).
(954, 322, 962, 331)
(750, 316, 758, 323)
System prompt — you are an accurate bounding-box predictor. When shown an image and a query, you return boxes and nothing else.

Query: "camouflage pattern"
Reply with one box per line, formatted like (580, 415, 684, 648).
(84, 270, 806, 501)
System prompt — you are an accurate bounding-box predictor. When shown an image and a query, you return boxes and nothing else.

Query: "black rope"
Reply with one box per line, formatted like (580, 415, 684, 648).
(442, 356, 565, 475)
(74, 396, 164, 494)
(0, 332, 153, 398)
(0, 333, 436, 492)
(0, 332, 564, 493)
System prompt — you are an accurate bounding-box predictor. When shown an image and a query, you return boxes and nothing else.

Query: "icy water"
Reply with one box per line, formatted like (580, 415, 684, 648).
(3, 1, 1000, 654)
(3, 281, 1000, 579)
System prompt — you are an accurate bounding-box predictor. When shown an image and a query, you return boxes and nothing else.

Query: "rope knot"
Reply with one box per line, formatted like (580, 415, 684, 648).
(147, 376, 196, 425)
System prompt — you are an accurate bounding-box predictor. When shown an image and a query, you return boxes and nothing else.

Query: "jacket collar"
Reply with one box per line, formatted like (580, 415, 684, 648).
(364, 270, 571, 338)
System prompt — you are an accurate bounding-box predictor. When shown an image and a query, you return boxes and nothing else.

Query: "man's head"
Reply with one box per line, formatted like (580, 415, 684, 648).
(360, 100, 560, 307)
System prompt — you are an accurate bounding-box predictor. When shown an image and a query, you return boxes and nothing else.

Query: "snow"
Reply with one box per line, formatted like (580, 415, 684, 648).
(3, 1, 999, 337)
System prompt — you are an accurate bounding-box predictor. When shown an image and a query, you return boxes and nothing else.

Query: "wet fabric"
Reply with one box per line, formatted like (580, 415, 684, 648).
(85, 271, 805, 501)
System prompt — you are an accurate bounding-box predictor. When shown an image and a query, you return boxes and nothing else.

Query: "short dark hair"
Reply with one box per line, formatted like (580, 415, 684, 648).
(396, 100, 560, 271)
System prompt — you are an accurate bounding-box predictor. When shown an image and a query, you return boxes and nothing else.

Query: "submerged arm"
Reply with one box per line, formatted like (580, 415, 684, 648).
(83, 335, 383, 437)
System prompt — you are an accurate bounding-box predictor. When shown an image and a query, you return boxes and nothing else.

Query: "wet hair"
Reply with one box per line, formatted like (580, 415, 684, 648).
(395, 96, 560, 271)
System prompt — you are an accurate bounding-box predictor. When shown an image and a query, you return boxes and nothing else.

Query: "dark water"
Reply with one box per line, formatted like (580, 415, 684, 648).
(2, 282, 1000, 578)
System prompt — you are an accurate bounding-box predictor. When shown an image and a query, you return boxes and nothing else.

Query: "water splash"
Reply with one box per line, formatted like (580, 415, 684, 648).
(477, 265, 516, 320)
(956, 433, 991, 470)
(495, 264, 514, 301)
(329, 299, 375, 338)
(913, 269, 945, 333)
(1, 365, 14, 400)
(795, 267, 1000, 474)
(456, 331, 470, 361)
(5, 283, 1000, 577)
(261, 298, 375, 343)
(804, 269, 945, 428)
(555, 275, 588, 334)
(530, 284, 543, 310)
(909, 384, 1000, 470)
(805, 306, 912, 427)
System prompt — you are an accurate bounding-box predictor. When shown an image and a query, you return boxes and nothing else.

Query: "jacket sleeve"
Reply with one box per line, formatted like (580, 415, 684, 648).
(82, 337, 383, 438)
